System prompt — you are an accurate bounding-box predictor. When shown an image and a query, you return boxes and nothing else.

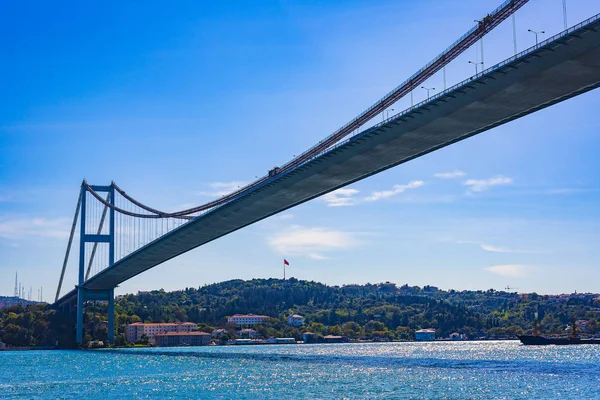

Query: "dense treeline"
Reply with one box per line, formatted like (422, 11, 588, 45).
(1, 278, 599, 347)
(0, 304, 77, 348)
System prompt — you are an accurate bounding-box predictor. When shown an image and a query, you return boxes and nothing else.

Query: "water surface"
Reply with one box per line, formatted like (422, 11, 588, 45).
(2, 341, 599, 399)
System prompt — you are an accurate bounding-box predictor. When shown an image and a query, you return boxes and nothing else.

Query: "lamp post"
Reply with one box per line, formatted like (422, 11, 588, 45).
(563, 0, 568, 30)
(468, 60, 483, 75)
(528, 29, 545, 45)
(421, 86, 435, 100)
(381, 109, 394, 122)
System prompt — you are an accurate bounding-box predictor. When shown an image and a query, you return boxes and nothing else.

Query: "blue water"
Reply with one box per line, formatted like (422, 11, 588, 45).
(1, 341, 600, 399)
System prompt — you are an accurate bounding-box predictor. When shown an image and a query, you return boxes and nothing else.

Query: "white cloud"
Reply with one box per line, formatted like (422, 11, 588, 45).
(485, 264, 533, 278)
(197, 181, 247, 197)
(364, 180, 424, 201)
(480, 243, 539, 254)
(322, 188, 359, 207)
(455, 240, 540, 254)
(308, 253, 329, 260)
(464, 175, 512, 193)
(268, 227, 360, 259)
(434, 170, 466, 179)
(279, 213, 295, 220)
(0, 217, 71, 240)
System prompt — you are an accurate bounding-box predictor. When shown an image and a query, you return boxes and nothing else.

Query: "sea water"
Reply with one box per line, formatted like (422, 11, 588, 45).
(1, 341, 599, 399)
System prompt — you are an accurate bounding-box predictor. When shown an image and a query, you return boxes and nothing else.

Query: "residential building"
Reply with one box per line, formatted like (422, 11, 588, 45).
(154, 332, 211, 347)
(415, 328, 436, 341)
(287, 313, 304, 327)
(212, 329, 227, 338)
(238, 328, 259, 339)
(125, 322, 198, 343)
(227, 314, 270, 326)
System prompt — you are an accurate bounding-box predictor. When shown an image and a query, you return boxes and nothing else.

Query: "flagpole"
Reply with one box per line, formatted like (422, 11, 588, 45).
(283, 259, 286, 280)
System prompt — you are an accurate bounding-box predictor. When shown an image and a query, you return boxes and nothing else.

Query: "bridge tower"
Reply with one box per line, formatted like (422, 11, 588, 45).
(75, 183, 116, 345)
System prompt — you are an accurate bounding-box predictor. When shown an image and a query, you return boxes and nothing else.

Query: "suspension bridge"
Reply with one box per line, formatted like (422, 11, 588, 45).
(52, 1, 600, 344)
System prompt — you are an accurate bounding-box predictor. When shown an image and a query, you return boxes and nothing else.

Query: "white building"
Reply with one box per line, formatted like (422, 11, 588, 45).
(227, 314, 270, 326)
(287, 313, 305, 327)
(125, 322, 198, 343)
(415, 328, 436, 341)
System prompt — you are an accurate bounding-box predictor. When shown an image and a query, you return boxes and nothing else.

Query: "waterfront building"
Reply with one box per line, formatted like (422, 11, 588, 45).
(302, 332, 316, 343)
(233, 339, 254, 345)
(287, 313, 305, 326)
(323, 335, 344, 343)
(227, 314, 270, 326)
(125, 322, 198, 343)
(415, 328, 436, 341)
(154, 332, 211, 347)
(266, 338, 296, 344)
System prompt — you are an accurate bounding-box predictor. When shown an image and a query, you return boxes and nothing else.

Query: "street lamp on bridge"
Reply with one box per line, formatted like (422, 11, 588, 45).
(421, 86, 435, 101)
(383, 108, 395, 121)
(468, 60, 483, 75)
(528, 29, 545, 46)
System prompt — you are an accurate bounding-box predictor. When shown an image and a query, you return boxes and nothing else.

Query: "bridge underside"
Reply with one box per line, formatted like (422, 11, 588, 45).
(56, 18, 600, 306)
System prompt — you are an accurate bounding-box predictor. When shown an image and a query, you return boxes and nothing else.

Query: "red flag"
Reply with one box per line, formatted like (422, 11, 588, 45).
(284, 259, 289, 266)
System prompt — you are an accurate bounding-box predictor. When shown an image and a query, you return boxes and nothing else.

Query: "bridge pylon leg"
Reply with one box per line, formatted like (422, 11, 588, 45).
(108, 288, 115, 343)
(76, 287, 84, 344)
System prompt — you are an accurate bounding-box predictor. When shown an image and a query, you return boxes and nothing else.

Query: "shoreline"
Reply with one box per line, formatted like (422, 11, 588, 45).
(0, 338, 522, 352)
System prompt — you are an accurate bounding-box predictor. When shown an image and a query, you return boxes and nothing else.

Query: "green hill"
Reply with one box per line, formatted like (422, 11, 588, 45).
(2, 278, 599, 348)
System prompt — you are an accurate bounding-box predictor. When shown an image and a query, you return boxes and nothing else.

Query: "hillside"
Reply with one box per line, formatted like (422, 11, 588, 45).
(114, 279, 600, 340)
(1, 278, 599, 348)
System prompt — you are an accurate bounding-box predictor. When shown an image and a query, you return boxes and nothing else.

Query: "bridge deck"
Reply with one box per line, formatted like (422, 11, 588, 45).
(56, 15, 600, 305)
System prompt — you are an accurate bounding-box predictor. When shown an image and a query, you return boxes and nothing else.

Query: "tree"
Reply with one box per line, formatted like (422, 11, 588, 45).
(140, 334, 149, 345)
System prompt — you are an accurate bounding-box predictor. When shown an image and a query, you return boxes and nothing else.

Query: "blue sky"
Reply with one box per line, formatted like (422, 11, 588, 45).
(1, 0, 600, 300)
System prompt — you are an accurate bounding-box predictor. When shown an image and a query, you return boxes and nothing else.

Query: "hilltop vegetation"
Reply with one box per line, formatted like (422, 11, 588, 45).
(1, 278, 599, 348)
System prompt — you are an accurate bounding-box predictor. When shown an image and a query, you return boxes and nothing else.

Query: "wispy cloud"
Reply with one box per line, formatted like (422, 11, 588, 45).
(464, 175, 512, 193)
(434, 170, 466, 179)
(480, 243, 539, 254)
(455, 240, 540, 254)
(323, 188, 360, 207)
(0, 217, 71, 240)
(485, 264, 533, 278)
(268, 226, 360, 259)
(308, 253, 329, 260)
(279, 213, 295, 220)
(197, 181, 247, 197)
(364, 180, 425, 202)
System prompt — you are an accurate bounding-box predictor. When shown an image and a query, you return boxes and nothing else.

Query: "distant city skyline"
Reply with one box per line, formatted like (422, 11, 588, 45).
(2, 0, 600, 300)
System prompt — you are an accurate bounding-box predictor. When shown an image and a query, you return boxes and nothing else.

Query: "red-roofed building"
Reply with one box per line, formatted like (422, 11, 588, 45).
(125, 322, 198, 343)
